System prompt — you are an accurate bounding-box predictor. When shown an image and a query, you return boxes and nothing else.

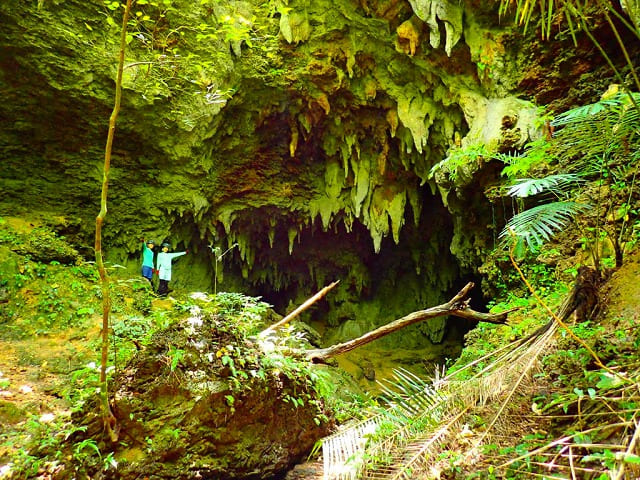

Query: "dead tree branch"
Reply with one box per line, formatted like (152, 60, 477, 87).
(260, 281, 340, 336)
(305, 282, 516, 363)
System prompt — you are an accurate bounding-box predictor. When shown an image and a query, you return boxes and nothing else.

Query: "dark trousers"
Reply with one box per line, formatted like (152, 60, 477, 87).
(157, 279, 170, 296)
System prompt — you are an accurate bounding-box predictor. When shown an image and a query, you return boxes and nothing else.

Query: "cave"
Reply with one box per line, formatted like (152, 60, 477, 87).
(1, 0, 619, 388)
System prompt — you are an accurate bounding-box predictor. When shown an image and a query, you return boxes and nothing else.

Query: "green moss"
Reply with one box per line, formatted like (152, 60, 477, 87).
(0, 400, 25, 424)
(280, 9, 312, 44)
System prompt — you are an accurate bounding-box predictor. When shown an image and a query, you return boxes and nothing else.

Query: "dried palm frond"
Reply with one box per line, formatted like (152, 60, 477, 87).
(322, 415, 385, 480)
(322, 367, 448, 480)
(377, 368, 445, 418)
(321, 321, 560, 480)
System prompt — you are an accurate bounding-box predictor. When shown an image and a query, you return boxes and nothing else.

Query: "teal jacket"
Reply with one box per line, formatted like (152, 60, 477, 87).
(141, 242, 154, 268)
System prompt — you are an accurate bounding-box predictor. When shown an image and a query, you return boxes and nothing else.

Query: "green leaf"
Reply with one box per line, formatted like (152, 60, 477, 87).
(500, 201, 589, 249)
(506, 174, 583, 198)
(595, 372, 625, 390)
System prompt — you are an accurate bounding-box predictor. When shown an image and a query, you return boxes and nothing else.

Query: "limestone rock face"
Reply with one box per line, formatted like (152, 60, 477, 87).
(0, 0, 622, 344)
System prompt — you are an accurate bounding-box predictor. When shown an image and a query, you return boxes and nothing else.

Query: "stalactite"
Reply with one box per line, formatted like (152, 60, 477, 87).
(288, 227, 298, 255)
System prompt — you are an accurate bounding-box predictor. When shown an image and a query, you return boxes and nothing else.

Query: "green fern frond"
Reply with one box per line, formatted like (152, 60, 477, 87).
(506, 174, 583, 198)
(551, 98, 621, 126)
(500, 201, 589, 248)
(551, 92, 640, 127)
(496, 137, 553, 179)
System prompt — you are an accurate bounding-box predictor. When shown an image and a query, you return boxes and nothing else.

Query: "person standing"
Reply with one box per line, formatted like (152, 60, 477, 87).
(141, 239, 156, 284)
(156, 242, 188, 296)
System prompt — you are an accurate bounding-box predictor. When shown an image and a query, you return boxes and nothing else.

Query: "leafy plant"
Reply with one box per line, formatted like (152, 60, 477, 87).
(551, 92, 640, 266)
(505, 173, 584, 198)
(428, 143, 490, 182)
(500, 200, 588, 250)
(496, 136, 553, 179)
(497, 170, 589, 251)
(167, 346, 186, 372)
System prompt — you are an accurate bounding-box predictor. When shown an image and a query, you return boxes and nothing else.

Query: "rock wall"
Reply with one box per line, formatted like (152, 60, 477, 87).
(0, 0, 627, 345)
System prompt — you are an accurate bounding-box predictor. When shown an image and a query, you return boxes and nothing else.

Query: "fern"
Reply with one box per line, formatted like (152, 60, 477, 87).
(551, 92, 640, 174)
(497, 137, 553, 179)
(429, 143, 489, 181)
(551, 92, 640, 127)
(500, 201, 589, 249)
(506, 174, 584, 198)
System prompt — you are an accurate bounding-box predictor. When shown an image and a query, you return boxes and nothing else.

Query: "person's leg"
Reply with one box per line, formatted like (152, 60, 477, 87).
(142, 265, 153, 282)
(158, 279, 169, 296)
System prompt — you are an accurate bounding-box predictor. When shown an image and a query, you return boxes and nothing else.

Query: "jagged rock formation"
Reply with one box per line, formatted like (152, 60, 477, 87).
(0, 0, 625, 345)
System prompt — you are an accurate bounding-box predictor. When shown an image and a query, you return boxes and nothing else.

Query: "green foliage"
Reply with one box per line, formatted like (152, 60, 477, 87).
(212, 292, 270, 336)
(551, 92, 640, 174)
(167, 345, 186, 372)
(500, 201, 589, 249)
(73, 438, 101, 460)
(111, 0, 279, 113)
(551, 92, 640, 266)
(497, 137, 553, 179)
(491, 91, 640, 261)
(505, 174, 583, 198)
(0, 221, 80, 265)
(429, 143, 490, 182)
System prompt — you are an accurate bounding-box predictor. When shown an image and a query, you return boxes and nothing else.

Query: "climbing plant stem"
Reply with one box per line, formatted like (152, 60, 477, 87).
(95, 0, 132, 442)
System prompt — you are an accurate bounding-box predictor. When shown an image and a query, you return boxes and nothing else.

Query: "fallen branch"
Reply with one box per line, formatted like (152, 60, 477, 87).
(260, 281, 340, 336)
(305, 282, 516, 363)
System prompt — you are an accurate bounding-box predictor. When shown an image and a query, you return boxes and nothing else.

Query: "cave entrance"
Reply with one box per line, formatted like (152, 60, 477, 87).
(210, 200, 483, 392)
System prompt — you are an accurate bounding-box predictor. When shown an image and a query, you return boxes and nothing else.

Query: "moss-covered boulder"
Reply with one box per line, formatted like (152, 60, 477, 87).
(74, 294, 332, 479)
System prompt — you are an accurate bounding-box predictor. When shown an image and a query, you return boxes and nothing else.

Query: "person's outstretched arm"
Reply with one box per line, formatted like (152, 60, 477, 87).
(168, 251, 187, 260)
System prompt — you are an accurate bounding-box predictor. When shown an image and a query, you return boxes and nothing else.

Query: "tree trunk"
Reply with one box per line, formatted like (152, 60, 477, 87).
(305, 282, 515, 363)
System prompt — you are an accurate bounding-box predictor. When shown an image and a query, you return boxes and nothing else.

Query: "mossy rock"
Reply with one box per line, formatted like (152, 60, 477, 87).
(13, 227, 80, 265)
(0, 400, 26, 425)
(71, 295, 333, 479)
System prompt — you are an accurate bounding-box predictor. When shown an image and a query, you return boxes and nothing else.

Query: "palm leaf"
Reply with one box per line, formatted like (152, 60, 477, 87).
(551, 92, 640, 127)
(551, 98, 622, 127)
(352, 324, 560, 480)
(550, 97, 640, 175)
(321, 368, 446, 480)
(500, 201, 589, 248)
(378, 368, 444, 418)
(506, 173, 583, 198)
